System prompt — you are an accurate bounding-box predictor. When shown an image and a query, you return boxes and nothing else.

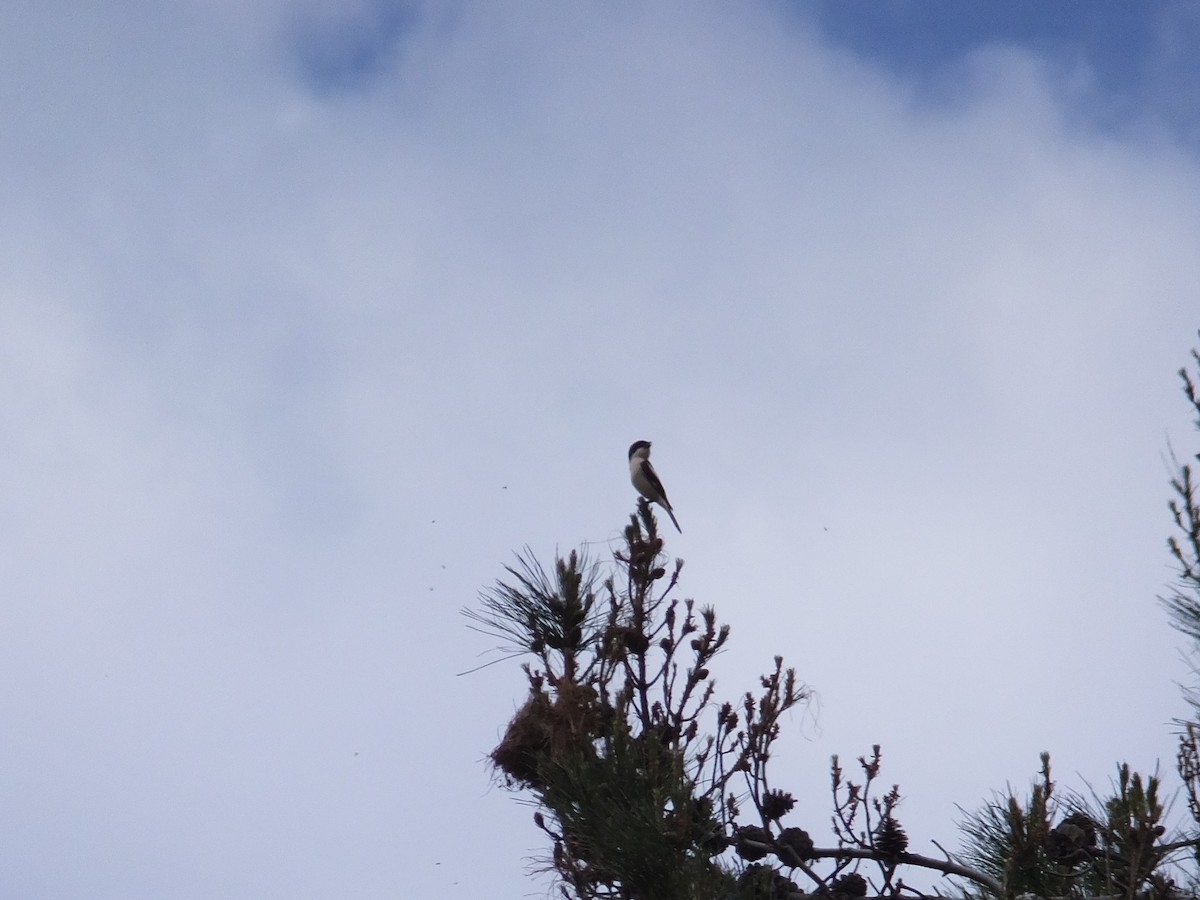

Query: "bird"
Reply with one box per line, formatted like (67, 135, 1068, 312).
(628, 440, 681, 533)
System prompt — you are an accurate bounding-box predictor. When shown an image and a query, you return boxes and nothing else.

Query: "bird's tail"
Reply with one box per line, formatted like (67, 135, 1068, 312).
(666, 506, 682, 534)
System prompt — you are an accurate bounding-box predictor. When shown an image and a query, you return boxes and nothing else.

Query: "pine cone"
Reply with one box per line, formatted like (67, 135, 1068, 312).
(1045, 812, 1098, 865)
(1059, 812, 1098, 848)
(875, 815, 908, 861)
(736, 863, 778, 898)
(772, 873, 800, 898)
(624, 630, 650, 654)
(735, 825, 772, 861)
(777, 827, 814, 862)
(761, 789, 796, 821)
(831, 872, 868, 897)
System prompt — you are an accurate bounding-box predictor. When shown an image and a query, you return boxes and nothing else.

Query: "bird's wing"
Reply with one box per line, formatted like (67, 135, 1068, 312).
(641, 460, 669, 503)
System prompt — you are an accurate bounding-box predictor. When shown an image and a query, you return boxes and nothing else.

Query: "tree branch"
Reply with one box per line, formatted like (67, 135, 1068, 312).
(810, 846, 1003, 895)
(740, 836, 1004, 896)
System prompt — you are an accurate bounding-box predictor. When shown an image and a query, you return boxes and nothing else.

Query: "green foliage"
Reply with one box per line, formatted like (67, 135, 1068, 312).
(959, 755, 1193, 899)
(960, 754, 1062, 899)
(537, 726, 727, 899)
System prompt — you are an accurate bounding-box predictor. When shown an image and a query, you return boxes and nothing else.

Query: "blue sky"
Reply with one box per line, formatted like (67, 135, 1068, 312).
(808, 0, 1200, 146)
(3, 2, 1200, 898)
(293, 1, 1200, 148)
(814, 0, 1155, 80)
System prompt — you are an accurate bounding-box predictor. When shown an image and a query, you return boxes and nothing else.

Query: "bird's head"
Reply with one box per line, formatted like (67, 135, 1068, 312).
(628, 440, 651, 460)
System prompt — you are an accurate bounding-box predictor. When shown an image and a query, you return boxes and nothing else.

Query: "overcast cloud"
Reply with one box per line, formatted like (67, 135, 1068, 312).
(3, 2, 1200, 897)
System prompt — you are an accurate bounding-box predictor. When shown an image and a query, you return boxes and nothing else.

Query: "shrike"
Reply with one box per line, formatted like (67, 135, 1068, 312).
(628, 440, 681, 533)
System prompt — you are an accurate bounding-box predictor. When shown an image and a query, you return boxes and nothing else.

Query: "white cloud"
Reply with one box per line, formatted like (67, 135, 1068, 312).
(2, 2, 1199, 896)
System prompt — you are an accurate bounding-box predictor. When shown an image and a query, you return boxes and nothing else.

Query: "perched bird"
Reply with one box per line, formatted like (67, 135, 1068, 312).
(628, 440, 681, 533)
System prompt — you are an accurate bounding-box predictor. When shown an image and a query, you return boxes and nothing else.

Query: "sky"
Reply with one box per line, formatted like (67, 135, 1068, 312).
(3, 1, 1200, 897)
